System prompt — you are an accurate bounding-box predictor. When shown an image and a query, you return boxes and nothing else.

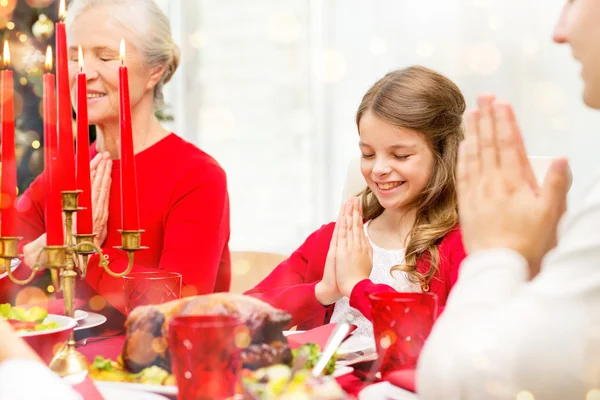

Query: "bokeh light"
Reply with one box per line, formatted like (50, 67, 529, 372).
(319, 49, 346, 83)
(267, 11, 302, 43)
(532, 82, 564, 114)
(15, 286, 48, 306)
(0, 0, 16, 18)
(516, 391, 535, 400)
(416, 41, 435, 58)
(188, 30, 208, 50)
(587, 389, 600, 400)
(89, 294, 107, 311)
(488, 15, 504, 31)
(466, 43, 502, 76)
(369, 37, 388, 56)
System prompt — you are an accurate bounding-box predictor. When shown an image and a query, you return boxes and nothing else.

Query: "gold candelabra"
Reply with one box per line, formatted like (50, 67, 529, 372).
(0, 190, 146, 377)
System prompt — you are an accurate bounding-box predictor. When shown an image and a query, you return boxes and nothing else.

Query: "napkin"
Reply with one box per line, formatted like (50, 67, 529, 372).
(384, 369, 416, 393)
(72, 377, 105, 400)
(286, 323, 356, 349)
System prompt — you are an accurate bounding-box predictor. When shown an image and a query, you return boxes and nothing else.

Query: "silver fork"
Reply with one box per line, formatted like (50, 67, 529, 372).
(75, 331, 123, 347)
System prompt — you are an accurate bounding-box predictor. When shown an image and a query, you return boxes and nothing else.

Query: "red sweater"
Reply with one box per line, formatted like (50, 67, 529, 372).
(246, 222, 465, 330)
(2, 134, 231, 313)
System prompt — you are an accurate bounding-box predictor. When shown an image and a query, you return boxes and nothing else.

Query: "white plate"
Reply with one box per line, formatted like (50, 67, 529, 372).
(96, 381, 177, 397)
(283, 330, 375, 356)
(337, 334, 376, 356)
(0, 258, 20, 280)
(74, 310, 89, 322)
(331, 366, 354, 378)
(74, 311, 107, 331)
(97, 384, 171, 400)
(359, 381, 419, 400)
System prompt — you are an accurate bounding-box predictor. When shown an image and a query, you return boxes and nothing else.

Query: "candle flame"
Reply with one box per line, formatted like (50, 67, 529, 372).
(59, 0, 66, 20)
(45, 46, 53, 71)
(119, 39, 125, 65)
(3, 41, 9, 69)
(78, 45, 84, 72)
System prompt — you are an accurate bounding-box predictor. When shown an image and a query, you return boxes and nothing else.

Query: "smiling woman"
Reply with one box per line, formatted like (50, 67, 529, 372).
(0, 0, 232, 327)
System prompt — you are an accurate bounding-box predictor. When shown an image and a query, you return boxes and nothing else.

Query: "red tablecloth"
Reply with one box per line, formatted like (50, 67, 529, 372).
(79, 336, 375, 397)
(77, 335, 417, 398)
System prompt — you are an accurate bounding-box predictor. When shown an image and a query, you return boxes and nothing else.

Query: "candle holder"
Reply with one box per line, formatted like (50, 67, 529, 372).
(0, 190, 146, 377)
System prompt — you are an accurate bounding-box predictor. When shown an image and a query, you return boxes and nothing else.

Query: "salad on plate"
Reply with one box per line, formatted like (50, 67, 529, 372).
(0, 303, 58, 332)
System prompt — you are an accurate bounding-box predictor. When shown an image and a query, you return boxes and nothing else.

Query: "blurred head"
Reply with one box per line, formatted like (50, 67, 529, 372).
(66, 0, 180, 124)
(553, 0, 600, 109)
(356, 66, 465, 286)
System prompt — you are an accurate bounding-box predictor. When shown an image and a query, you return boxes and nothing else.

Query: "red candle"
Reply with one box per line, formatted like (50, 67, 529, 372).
(119, 39, 140, 231)
(0, 41, 17, 238)
(43, 46, 64, 246)
(75, 46, 93, 234)
(55, 0, 76, 192)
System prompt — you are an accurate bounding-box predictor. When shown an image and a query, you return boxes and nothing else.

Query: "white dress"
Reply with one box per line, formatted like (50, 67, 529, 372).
(329, 220, 421, 336)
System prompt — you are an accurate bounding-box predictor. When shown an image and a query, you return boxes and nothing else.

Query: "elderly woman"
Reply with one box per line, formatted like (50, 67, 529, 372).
(1, 0, 231, 316)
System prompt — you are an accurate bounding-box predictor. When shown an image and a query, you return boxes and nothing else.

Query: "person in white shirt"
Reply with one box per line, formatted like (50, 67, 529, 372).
(417, 1, 600, 399)
(0, 319, 81, 400)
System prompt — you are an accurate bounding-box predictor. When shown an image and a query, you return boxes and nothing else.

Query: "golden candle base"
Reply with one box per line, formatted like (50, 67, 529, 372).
(0, 236, 21, 258)
(115, 229, 148, 251)
(49, 340, 89, 378)
(61, 190, 82, 212)
(0, 191, 147, 377)
(74, 233, 96, 254)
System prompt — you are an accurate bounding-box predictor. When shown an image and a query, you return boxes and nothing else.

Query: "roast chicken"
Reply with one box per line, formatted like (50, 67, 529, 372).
(121, 293, 293, 373)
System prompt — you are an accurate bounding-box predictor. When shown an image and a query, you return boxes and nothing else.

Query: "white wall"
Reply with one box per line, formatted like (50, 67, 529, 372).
(163, 0, 600, 254)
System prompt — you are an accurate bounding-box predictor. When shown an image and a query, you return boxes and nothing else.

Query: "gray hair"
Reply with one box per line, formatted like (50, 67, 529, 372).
(65, 0, 180, 109)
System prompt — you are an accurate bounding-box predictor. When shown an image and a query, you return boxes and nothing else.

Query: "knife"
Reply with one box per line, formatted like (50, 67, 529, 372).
(312, 320, 352, 377)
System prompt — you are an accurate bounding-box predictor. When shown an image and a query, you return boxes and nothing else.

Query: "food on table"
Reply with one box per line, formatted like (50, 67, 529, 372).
(89, 356, 175, 386)
(241, 364, 348, 399)
(0, 303, 59, 332)
(90, 344, 337, 390)
(292, 343, 337, 376)
(122, 293, 293, 373)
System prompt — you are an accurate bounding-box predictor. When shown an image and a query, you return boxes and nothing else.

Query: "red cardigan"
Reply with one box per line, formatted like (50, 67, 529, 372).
(1, 134, 231, 313)
(246, 222, 465, 330)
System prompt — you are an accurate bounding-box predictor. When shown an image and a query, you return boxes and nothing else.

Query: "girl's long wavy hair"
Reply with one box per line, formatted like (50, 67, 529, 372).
(356, 66, 465, 289)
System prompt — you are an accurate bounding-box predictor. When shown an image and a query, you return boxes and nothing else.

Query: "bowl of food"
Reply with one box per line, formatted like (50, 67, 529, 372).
(1, 304, 76, 365)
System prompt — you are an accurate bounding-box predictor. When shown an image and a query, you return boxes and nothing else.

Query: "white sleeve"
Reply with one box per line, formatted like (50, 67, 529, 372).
(0, 359, 83, 400)
(417, 177, 600, 400)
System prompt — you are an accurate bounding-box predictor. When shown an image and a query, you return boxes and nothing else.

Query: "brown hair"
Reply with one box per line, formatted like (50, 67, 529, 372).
(356, 66, 465, 289)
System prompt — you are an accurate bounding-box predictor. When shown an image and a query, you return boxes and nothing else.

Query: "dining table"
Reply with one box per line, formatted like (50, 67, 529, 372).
(71, 323, 419, 399)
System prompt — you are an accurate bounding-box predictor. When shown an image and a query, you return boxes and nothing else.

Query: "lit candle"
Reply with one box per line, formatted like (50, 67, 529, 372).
(0, 41, 17, 238)
(75, 46, 93, 235)
(119, 39, 139, 231)
(55, 0, 76, 192)
(43, 46, 64, 246)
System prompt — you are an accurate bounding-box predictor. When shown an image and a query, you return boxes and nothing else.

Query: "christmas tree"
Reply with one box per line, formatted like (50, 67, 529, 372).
(1, 0, 85, 193)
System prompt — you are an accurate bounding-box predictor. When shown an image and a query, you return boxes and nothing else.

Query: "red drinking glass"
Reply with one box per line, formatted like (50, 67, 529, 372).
(123, 271, 182, 314)
(369, 292, 437, 376)
(168, 315, 244, 400)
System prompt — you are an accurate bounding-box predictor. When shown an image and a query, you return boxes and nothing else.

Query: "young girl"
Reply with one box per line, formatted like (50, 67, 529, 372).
(246, 66, 466, 335)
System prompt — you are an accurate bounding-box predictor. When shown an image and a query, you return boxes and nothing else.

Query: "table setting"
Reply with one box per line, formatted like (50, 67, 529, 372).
(5, 284, 431, 399)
